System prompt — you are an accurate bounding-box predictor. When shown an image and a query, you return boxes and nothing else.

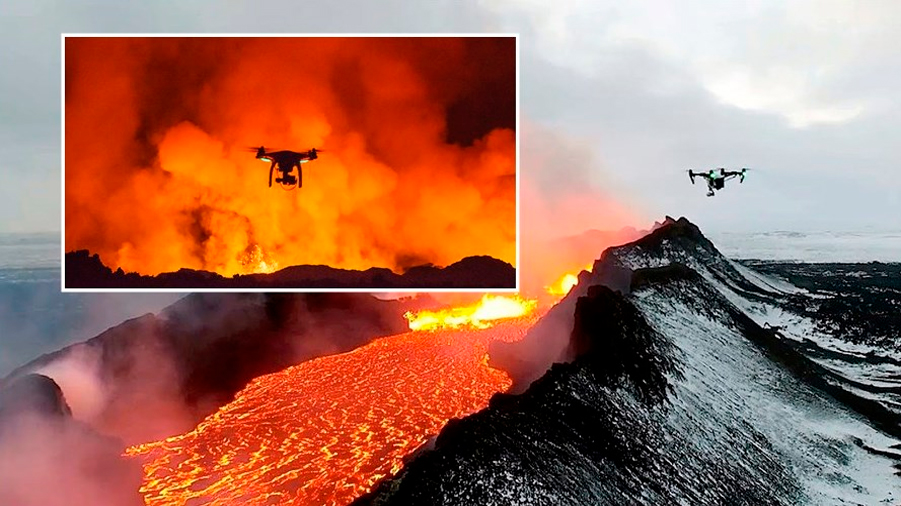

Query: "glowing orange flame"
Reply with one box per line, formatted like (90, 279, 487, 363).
(545, 273, 579, 296)
(544, 263, 591, 297)
(240, 244, 279, 274)
(404, 294, 537, 331)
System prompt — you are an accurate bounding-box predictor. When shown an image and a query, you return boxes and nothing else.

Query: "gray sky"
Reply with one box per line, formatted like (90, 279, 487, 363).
(2, 0, 899, 234)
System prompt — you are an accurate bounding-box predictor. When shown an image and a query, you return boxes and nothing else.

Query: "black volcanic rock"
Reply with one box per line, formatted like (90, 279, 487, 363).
(630, 262, 701, 290)
(745, 261, 901, 353)
(492, 216, 777, 390)
(629, 215, 715, 254)
(355, 217, 900, 505)
(593, 216, 774, 300)
(2, 292, 413, 444)
(568, 285, 678, 406)
(500, 217, 901, 434)
(439, 255, 516, 287)
(650, 215, 677, 231)
(65, 251, 516, 289)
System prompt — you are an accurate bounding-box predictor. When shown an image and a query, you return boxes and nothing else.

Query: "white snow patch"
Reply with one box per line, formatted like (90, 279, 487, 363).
(636, 292, 900, 505)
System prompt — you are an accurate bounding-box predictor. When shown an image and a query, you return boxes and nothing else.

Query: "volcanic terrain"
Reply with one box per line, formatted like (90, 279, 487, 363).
(1, 292, 418, 444)
(359, 217, 901, 505)
(65, 250, 516, 289)
(5, 217, 899, 505)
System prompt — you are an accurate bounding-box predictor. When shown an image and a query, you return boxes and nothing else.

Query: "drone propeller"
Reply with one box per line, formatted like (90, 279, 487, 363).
(245, 146, 271, 158)
(305, 148, 325, 159)
(245, 146, 291, 152)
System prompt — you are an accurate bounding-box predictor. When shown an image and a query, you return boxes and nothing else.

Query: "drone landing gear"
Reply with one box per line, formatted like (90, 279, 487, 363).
(274, 164, 303, 191)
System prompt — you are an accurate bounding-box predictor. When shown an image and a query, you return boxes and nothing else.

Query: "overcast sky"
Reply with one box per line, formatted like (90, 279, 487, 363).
(2, 0, 899, 235)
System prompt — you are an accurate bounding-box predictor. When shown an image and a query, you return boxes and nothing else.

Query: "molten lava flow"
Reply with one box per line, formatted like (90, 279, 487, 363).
(405, 294, 538, 331)
(127, 317, 537, 506)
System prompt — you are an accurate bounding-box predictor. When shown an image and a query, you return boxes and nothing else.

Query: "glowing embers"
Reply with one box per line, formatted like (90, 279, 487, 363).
(126, 320, 535, 506)
(404, 294, 538, 331)
(240, 244, 279, 274)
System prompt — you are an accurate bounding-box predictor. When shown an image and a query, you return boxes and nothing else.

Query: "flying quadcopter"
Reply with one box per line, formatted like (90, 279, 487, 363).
(248, 146, 324, 190)
(688, 168, 750, 197)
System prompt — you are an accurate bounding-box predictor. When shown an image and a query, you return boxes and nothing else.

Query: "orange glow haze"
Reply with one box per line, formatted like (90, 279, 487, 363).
(65, 37, 516, 276)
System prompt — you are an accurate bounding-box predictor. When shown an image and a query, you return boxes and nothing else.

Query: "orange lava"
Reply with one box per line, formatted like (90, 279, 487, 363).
(126, 316, 539, 506)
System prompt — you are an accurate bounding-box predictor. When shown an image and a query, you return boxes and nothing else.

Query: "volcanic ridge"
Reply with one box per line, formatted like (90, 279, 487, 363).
(64, 250, 516, 289)
(356, 216, 901, 506)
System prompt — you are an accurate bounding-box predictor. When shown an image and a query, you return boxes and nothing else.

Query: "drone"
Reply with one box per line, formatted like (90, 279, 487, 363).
(248, 146, 323, 190)
(688, 168, 749, 197)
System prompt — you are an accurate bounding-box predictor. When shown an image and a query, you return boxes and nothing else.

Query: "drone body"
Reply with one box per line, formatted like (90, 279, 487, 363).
(251, 146, 323, 190)
(688, 168, 749, 197)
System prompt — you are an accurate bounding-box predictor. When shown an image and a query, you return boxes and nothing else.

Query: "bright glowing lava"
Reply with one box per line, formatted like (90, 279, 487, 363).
(404, 294, 537, 331)
(127, 315, 539, 506)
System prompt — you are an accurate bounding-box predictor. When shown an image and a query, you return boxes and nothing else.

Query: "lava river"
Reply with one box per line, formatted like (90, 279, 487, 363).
(126, 310, 540, 506)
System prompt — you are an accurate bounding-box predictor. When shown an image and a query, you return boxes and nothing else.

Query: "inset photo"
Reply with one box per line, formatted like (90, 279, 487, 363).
(63, 34, 517, 291)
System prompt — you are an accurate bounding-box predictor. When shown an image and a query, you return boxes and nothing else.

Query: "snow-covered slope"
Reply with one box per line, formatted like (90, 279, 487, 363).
(356, 217, 900, 506)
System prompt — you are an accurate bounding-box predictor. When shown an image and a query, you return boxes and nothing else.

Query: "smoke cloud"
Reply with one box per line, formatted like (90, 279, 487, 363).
(30, 333, 197, 445)
(0, 417, 143, 506)
(6, 293, 412, 446)
(0, 376, 143, 506)
(65, 37, 516, 276)
(519, 121, 642, 294)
